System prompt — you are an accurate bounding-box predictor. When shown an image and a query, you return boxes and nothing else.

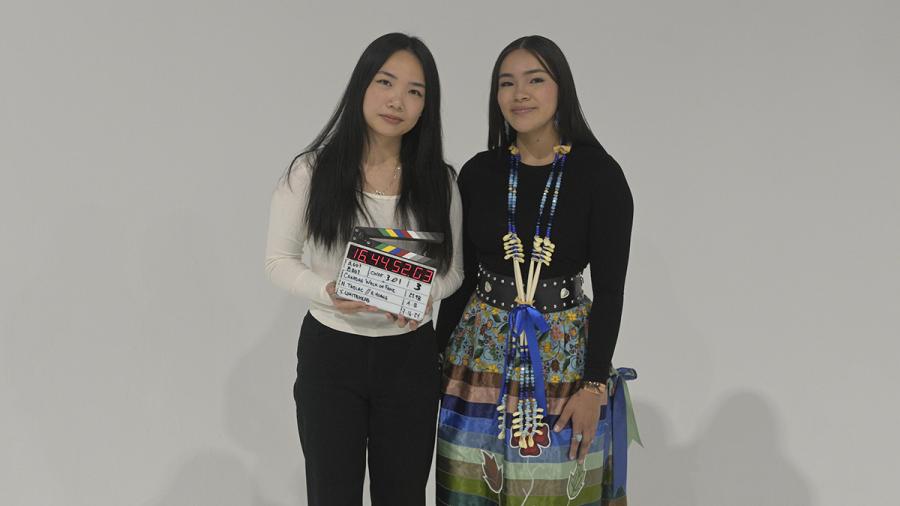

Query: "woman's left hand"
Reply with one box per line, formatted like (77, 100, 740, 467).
(385, 296, 433, 330)
(553, 388, 608, 463)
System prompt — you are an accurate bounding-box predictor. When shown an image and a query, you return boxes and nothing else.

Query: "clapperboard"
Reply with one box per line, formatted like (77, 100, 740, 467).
(335, 227, 443, 321)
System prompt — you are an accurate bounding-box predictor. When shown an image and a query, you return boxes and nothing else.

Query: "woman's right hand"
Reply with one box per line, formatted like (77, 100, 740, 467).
(326, 281, 379, 314)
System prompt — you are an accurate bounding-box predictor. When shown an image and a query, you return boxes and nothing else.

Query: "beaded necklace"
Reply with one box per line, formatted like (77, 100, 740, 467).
(497, 143, 571, 456)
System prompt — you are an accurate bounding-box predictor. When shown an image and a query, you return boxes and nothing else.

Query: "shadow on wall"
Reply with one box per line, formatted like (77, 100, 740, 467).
(149, 299, 305, 506)
(222, 299, 307, 502)
(628, 402, 697, 505)
(620, 240, 814, 503)
(630, 391, 815, 506)
(149, 451, 279, 506)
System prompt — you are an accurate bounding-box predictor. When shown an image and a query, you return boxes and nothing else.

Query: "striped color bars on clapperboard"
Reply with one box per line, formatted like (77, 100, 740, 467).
(350, 227, 444, 267)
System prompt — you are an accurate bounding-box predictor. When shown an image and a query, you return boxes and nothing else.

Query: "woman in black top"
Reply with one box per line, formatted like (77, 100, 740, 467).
(435, 36, 638, 505)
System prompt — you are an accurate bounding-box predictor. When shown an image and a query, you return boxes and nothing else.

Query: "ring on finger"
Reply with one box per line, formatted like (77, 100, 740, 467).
(573, 433, 583, 442)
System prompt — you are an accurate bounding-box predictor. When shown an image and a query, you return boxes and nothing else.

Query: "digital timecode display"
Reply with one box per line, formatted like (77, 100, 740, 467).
(346, 244, 434, 284)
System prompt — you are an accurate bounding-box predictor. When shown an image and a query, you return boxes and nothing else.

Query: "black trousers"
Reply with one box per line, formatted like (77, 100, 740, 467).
(294, 312, 441, 506)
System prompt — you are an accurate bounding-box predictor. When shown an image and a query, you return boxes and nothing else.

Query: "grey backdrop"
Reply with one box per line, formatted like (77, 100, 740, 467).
(2, 1, 898, 505)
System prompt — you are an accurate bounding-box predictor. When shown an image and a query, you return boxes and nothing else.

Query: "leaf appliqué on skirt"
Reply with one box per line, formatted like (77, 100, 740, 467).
(480, 450, 504, 493)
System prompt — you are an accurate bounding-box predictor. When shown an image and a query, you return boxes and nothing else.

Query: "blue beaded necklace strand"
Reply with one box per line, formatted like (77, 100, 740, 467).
(496, 144, 571, 456)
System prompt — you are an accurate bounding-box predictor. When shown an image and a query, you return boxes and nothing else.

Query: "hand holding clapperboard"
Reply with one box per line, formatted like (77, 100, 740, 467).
(335, 227, 444, 322)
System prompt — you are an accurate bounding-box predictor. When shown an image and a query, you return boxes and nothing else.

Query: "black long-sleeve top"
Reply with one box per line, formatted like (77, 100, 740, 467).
(435, 144, 633, 383)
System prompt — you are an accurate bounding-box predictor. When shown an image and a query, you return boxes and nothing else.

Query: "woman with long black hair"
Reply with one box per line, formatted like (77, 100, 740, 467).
(265, 33, 462, 505)
(435, 36, 638, 505)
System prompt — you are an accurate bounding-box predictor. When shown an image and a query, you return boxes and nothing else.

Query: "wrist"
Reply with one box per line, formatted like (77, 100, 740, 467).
(578, 379, 608, 397)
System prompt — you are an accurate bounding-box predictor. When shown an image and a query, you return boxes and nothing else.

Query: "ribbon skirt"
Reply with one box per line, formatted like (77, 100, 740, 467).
(437, 294, 638, 506)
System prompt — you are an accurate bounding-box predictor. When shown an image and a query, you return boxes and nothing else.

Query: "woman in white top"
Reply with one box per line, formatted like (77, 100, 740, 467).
(265, 33, 463, 505)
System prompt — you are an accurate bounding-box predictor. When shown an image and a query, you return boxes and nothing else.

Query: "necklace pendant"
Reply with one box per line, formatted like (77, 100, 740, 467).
(502, 232, 525, 263)
(539, 237, 555, 266)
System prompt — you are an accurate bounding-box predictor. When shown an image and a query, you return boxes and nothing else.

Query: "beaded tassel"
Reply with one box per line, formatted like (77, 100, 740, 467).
(496, 314, 520, 439)
(496, 396, 507, 439)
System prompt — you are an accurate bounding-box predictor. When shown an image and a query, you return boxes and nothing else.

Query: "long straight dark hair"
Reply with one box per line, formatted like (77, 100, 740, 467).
(487, 35, 603, 152)
(288, 33, 454, 273)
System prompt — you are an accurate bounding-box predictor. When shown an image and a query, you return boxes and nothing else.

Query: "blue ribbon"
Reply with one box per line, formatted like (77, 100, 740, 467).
(497, 304, 550, 411)
(606, 367, 638, 498)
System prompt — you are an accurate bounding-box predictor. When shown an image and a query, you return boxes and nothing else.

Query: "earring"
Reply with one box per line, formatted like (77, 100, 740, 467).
(504, 120, 510, 138)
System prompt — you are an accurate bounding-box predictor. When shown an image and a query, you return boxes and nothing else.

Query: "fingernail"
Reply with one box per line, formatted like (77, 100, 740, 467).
(553, 425, 560, 432)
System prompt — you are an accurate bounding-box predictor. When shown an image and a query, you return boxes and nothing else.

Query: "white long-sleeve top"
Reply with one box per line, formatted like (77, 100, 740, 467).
(265, 155, 464, 336)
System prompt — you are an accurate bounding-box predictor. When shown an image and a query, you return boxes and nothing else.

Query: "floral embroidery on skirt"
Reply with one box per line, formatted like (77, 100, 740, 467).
(437, 295, 639, 505)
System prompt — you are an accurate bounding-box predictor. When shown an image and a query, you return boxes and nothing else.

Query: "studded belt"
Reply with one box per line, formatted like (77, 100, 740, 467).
(474, 264, 584, 313)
